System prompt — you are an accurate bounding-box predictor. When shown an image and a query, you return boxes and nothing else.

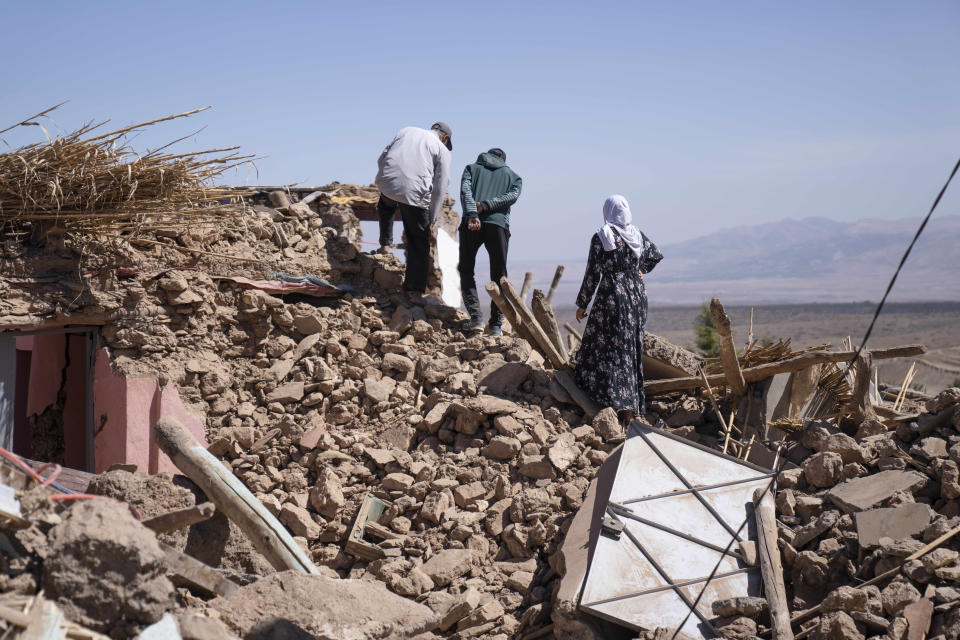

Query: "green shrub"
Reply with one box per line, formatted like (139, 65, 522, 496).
(694, 302, 720, 358)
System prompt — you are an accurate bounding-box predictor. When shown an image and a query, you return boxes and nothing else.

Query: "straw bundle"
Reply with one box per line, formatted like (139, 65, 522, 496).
(0, 105, 253, 237)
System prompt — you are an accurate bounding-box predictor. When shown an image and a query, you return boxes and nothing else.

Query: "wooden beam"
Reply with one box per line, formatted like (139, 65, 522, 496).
(520, 272, 534, 301)
(645, 345, 926, 395)
(154, 416, 319, 575)
(161, 542, 239, 597)
(531, 289, 568, 362)
(754, 488, 794, 640)
(845, 351, 877, 423)
(499, 277, 568, 369)
(142, 502, 215, 535)
(710, 298, 747, 395)
(485, 281, 533, 343)
(563, 322, 583, 342)
(547, 265, 565, 304)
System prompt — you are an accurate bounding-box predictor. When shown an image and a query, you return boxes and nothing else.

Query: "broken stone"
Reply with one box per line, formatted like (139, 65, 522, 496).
(266, 381, 305, 404)
(822, 586, 870, 613)
(855, 503, 933, 548)
(309, 467, 344, 519)
(439, 587, 482, 631)
(383, 473, 415, 491)
(279, 503, 320, 540)
(547, 432, 578, 472)
(827, 470, 928, 514)
(453, 482, 487, 509)
(479, 361, 532, 394)
(711, 596, 768, 618)
(421, 549, 473, 587)
(592, 407, 623, 442)
(911, 437, 949, 461)
(882, 579, 922, 616)
(792, 510, 840, 548)
(519, 456, 556, 480)
(457, 599, 504, 631)
(482, 436, 521, 460)
(803, 451, 843, 488)
(816, 611, 864, 640)
(363, 376, 396, 404)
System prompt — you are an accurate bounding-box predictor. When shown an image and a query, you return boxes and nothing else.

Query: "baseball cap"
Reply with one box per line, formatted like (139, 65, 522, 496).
(431, 122, 453, 150)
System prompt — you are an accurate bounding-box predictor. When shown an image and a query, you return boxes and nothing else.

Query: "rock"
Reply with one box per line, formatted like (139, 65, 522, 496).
(439, 587, 482, 631)
(548, 432, 578, 472)
(43, 498, 174, 633)
(421, 491, 452, 525)
(711, 596, 768, 618)
(467, 394, 521, 416)
(821, 433, 866, 464)
(933, 459, 960, 499)
(911, 437, 949, 461)
(816, 611, 864, 640)
(383, 473, 415, 491)
(592, 407, 623, 442)
(881, 579, 922, 616)
(792, 510, 840, 548)
(827, 470, 928, 514)
(505, 570, 535, 593)
(363, 376, 396, 404)
(902, 598, 934, 640)
(803, 451, 843, 488)
(267, 381, 305, 403)
(519, 455, 556, 480)
(822, 586, 870, 613)
(457, 600, 505, 631)
(421, 549, 473, 586)
(176, 613, 237, 640)
(210, 570, 438, 638)
(927, 387, 960, 414)
(478, 361, 532, 394)
(383, 353, 416, 381)
(482, 436, 521, 460)
(854, 503, 933, 548)
(309, 467, 345, 518)
(279, 503, 320, 540)
(422, 356, 461, 384)
(293, 310, 324, 335)
(453, 482, 487, 508)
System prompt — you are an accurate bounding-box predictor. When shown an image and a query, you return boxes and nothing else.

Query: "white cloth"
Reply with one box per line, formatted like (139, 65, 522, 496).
(598, 195, 645, 258)
(375, 126, 451, 223)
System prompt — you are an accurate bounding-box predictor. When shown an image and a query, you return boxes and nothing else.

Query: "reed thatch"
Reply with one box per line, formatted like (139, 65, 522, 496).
(0, 104, 253, 237)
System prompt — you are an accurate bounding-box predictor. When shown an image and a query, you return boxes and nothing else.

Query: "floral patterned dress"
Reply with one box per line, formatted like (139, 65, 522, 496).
(574, 231, 662, 413)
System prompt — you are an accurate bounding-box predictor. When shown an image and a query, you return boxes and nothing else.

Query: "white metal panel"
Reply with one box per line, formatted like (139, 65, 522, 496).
(580, 424, 771, 638)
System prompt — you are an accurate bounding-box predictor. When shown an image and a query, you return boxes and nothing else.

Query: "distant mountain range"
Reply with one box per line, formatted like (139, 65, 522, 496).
(512, 214, 960, 306)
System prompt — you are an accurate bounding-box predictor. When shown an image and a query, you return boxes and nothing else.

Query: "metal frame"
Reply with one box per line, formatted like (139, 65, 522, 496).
(580, 424, 769, 638)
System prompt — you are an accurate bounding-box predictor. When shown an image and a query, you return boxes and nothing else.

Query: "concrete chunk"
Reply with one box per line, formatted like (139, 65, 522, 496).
(855, 503, 934, 548)
(827, 470, 928, 514)
(643, 332, 703, 379)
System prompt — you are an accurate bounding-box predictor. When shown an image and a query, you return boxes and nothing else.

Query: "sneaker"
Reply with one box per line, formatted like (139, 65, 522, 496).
(463, 318, 484, 334)
(488, 325, 503, 337)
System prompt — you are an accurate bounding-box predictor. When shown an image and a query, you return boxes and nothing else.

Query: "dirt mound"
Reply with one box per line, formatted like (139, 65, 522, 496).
(210, 570, 439, 639)
(43, 497, 174, 635)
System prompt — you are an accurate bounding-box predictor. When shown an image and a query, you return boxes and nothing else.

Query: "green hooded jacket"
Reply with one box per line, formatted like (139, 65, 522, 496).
(460, 152, 522, 229)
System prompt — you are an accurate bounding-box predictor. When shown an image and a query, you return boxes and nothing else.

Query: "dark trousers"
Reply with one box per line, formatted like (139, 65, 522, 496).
(378, 194, 430, 293)
(458, 223, 510, 327)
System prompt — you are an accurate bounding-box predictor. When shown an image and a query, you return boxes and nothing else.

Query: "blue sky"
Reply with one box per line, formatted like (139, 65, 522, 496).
(4, 1, 959, 260)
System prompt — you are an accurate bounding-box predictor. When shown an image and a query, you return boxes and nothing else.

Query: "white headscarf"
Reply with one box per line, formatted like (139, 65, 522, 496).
(598, 195, 645, 258)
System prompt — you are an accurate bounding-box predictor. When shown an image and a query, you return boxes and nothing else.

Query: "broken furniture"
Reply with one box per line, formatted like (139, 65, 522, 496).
(346, 493, 404, 561)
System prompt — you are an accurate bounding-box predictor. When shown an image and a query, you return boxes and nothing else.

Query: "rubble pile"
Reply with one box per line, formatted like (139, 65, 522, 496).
(2, 180, 958, 639)
(706, 387, 960, 640)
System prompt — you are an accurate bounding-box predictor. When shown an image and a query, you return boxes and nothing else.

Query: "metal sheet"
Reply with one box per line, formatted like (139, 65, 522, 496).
(580, 423, 770, 638)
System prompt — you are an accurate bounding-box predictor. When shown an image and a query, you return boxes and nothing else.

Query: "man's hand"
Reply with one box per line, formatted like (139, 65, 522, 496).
(468, 218, 481, 231)
(576, 307, 586, 322)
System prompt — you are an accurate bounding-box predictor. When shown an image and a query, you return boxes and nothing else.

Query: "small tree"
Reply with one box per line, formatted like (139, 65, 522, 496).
(953, 376, 960, 389)
(694, 302, 720, 358)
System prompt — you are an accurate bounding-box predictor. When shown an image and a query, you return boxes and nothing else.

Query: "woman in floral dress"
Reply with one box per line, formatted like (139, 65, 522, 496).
(574, 195, 662, 424)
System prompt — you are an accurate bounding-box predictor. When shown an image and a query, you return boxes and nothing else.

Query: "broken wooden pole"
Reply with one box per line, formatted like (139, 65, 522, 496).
(485, 281, 533, 343)
(754, 487, 794, 640)
(154, 416, 319, 575)
(845, 351, 877, 423)
(161, 542, 238, 597)
(710, 298, 747, 395)
(645, 344, 926, 395)
(563, 322, 583, 342)
(531, 289, 568, 362)
(142, 502, 215, 535)
(520, 271, 534, 300)
(547, 265, 564, 304)
(500, 277, 568, 369)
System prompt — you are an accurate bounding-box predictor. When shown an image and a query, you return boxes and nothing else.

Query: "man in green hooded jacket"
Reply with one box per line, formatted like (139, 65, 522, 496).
(459, 148, 522, 335)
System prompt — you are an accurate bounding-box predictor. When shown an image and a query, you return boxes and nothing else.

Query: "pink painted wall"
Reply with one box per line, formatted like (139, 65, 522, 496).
(92, 348, 207, 474)
(23, 334, 87, 469)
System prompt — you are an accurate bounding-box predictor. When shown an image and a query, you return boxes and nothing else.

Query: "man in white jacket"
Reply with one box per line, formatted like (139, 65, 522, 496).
(375, 122, 452, 299)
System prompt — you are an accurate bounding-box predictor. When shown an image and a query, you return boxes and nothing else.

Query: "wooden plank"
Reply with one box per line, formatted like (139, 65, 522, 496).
(845, 351, 877, 423)
(142, 502, 215, 535)
(520, 272, 534, 300)
(754, 488, 794, 640)
(160, 542, 238, 597)
(645, 345, 926, 395)
(153, 416, 319, 574)
(710, 298, 747, 395)
(531, 289, 568, 362)
(500, 277, 567, 369)
(485, 282, 534, 343)
(563, 322, 583, 342)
